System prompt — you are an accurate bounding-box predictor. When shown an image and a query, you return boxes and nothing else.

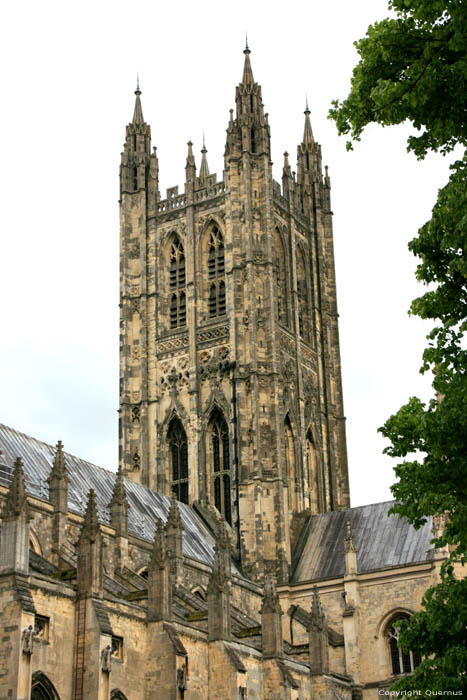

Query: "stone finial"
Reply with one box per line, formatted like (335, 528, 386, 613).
(242, 42, 254, 84)
(302, 104, 314, 147)
(199, 139, 210, 182)
(3, 458, 29, 521)
(21, 625, 34, 655)
(151, 519, 167, 569)
(186, 141, 196, 169)
(261, 574, 283, 658)
(110, 464, 128, 508)
(79, 489, 100, 544)
(50, 440, 68, 481)
(207, 551, 229, 594)
(132, 83, 144, 125)
(283, 151, 291, 176)
(101, 644, 112, 672)
(344, 519, 355, 553)
(148, 519, 172, 622)
(310, 586, 325, 629)
(167, 495, 182, 530)
(261, 574, 282, 615)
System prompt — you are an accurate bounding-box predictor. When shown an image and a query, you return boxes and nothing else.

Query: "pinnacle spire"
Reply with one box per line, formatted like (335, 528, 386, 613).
(151, 519, 167, 568)
(167, 495, 182, 529)
(132, 79, 144, 125)
(79, 489, 100, 543)
(110, 463, 127, 507)
(310, 586, 325, 627)
(199, 137, 210, 181)
(241, 41, 254, 85)
(50, 440, 68, 480)
(303, 100, 314, 146)
(3, 457, 29, 520)
(344, 519, 356, 553)
(186, 140, 196, 169)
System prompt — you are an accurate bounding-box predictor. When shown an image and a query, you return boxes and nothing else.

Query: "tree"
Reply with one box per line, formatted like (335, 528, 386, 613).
(330, 0, 467, 691)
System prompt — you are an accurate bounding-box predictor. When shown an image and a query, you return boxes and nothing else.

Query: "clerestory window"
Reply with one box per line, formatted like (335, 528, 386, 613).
(169, 238, 186, 328)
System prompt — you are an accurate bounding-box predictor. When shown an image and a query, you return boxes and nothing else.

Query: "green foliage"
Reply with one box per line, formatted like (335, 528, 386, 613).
(329, 0, 467, 157)
(330, 0, 467, 691)
(392, 567, 467, 692)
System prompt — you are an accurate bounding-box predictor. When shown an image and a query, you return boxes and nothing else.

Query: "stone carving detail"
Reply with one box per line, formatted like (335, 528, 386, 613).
(129, 242, 140, 259)
(300, 341, 314, 368)
(156, 334, 189, 357)
(279, 329, 295, 357)
(21, 625, 34, 654)
(196, 324, 229, 345)
(131, 298, 140, 314)
(131, 405, 140, 423)
(132, 451, 140, 470)
(159, 357, 190, 393)
(101, 644, 112, 672)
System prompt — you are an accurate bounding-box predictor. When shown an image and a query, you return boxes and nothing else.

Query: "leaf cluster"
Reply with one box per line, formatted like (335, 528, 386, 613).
(329, 0, 467, 157)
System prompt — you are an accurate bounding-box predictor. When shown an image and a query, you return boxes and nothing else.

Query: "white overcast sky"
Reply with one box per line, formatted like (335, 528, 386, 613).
(0, 0, 457, 507)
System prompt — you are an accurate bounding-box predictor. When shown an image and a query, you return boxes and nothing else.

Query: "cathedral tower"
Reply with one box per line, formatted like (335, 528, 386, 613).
(119, 48, 350, 579)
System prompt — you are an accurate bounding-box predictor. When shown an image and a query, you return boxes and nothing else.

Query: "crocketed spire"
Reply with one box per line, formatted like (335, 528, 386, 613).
(50, 440, 68, 481)
(132, 78, 144, 125)
(241, 41, 254, 85)
(79, 489, 100, 543)
(303, 99, 314, 147)
(199, 137, 210, 182)
(3, 457, 29, 520)
(110, 463, 127, 508)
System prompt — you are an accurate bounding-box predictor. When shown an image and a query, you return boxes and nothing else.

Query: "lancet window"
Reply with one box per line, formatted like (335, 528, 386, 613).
(168, 418, 189, 504)
(296, 247, 310, 342)
(306, 427, 318, 514)
(285, 415, 298, 513)
(387, 617, 422, 675)
(209, 411, 231, 524)
(207, 226, 226, 318)
(169, 237, 186, 328)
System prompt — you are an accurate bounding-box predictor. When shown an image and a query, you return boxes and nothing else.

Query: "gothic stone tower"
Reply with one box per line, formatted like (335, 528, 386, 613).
(119, 49, 350, 580)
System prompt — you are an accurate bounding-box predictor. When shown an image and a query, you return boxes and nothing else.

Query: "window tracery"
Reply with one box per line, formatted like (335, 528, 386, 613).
(168, 418, 189, 504)
(207, 226, 226, 318)
(387, 617, 422, 675)
(209, 410, 231, 524)
(296, 247, 311, 342)
(169, 238, 186, 328)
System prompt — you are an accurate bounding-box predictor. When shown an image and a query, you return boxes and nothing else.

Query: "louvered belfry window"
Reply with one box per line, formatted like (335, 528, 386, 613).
(211, 412, 231, 525)
(168, 418, 189, 504)
(207, 226, 226, 318)
(169, 237, 186, 328)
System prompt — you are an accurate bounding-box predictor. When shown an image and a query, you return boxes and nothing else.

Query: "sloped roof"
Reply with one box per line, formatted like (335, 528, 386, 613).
(292, 502, 434, 582)
(0, 423, 218, 568)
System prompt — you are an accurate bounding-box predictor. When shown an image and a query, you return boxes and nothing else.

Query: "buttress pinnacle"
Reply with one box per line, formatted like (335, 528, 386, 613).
(303, 101, 314, 147)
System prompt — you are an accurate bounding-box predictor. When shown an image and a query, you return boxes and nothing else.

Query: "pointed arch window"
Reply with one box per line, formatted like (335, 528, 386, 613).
(209, 411, 231, 525)
(31, 672, 60, 700)
(168, 418, 189, 504)
(306, 427, 318, 514)
(274, 229, 288, 327)
(285, 415, 298, 513)
(207, 226, 226, 318)
(387, 617, 422, 675)
(169, 238, 186, 328)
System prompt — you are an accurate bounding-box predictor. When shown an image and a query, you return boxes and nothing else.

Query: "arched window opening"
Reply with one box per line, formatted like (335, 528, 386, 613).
(207, 226, 226, 317)
(306, 428, 318, 514)
(168, 418, 189, 504)
(209, 411, 231, 524)
(285, 415, 298, 513)
(273, 229, 288, 327)
(169, 238, 186, 328)
(111, 691, 129, 700)
(387, 618, 422, 675)
(31, 672, 60, 700)
(132, 166, 138, 192)
(296, 248, 310, 342)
